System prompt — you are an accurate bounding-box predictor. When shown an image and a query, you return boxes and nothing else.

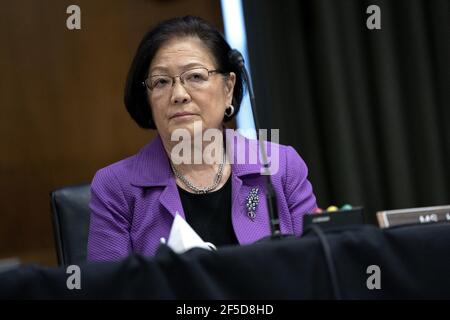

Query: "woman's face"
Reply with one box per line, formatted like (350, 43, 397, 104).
(147, 36, 236, 142)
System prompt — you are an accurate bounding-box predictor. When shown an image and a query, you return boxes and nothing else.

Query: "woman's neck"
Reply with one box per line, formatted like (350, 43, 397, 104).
(161, 128, 228, 176)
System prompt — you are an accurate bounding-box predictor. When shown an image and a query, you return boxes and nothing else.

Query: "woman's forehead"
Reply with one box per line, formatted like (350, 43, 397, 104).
(149, 37, 216, 74)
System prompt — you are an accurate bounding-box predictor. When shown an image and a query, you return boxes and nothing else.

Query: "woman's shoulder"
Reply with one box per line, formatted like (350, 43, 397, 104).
(265, 140, 309, 178)
(91, 139, 155, 185)
(231, 133, 308, 178)
(91, 135, 168, 189)
(91, 153, 138, 190)
(231, 131, 298, 156)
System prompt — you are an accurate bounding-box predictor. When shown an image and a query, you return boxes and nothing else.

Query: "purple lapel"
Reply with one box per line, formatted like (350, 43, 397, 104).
(130, 135, 185, 220)
(228, 134, 274, 243)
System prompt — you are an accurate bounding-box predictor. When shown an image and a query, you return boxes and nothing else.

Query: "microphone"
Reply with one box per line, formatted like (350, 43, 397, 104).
(229, 49, 292, 240)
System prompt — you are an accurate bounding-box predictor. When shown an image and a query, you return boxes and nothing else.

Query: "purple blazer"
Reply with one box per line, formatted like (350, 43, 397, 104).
(87, 134, 317, 262)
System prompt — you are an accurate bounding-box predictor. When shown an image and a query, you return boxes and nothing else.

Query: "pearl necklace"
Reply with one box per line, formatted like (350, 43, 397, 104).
(170, 150, 226, 194)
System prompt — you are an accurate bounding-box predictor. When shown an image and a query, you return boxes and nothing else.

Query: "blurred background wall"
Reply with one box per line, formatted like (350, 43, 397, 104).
(0, 0, 223, 266)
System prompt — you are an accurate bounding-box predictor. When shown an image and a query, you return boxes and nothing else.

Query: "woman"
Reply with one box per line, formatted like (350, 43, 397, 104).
(87, 16, 316, 262)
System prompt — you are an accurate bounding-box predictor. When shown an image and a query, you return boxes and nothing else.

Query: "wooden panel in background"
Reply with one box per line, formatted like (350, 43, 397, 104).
(0, 0, 223, 266)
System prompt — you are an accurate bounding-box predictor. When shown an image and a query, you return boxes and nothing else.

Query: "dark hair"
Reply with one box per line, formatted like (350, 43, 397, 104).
(124, 16, 244, 129)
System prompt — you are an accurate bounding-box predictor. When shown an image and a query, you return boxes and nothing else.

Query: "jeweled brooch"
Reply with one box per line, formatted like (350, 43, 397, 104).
(246, 187, 259, 220)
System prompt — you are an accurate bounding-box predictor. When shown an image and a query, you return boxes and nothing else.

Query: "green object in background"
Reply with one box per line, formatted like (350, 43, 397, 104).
(341, 204, 353, 211)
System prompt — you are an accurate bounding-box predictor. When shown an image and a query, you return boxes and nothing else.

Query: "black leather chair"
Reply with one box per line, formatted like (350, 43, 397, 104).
(50, 184, 91, 266)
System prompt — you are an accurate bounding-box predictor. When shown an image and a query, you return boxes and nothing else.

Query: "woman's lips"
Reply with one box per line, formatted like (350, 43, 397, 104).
(170, 112, 197, 119)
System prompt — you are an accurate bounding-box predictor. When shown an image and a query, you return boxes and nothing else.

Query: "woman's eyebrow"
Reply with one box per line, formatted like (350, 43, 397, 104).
(181, 62, 207, 69)
(149, 66, 168, 74)
(149, 62, 207, 75)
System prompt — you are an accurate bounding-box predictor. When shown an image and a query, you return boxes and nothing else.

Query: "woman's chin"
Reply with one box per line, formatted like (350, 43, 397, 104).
(169, 119, 202, 135)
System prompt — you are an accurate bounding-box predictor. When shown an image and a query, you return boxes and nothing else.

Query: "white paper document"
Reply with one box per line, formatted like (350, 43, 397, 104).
(164, 213, 217, 254)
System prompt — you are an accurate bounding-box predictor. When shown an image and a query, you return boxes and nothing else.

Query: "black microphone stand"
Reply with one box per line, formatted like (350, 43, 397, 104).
(229, 50, 293, 240)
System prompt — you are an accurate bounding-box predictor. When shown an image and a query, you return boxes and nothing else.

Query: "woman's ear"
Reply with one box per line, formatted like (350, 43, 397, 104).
(225, 72, 236, 105)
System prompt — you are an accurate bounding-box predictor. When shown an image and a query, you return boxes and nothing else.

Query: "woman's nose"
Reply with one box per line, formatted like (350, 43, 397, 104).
(170, 79, 191, 105)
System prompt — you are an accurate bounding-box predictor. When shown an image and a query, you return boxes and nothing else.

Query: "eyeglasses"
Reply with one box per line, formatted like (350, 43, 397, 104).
(143, 67, 223, 94)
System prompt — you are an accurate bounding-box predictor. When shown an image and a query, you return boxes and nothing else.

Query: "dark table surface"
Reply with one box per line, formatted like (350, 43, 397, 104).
(1, 223, 449, 299)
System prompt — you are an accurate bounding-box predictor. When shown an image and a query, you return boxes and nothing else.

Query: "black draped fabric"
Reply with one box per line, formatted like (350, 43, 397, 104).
(242, 0, 450, 220)
(1, 223, 450, 299)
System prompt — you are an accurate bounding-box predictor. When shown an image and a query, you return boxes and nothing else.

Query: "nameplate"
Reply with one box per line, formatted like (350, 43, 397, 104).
(376, 205, 450, 228)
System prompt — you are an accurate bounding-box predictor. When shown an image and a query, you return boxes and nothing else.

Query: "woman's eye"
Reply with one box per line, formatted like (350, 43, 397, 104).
(153, 78, 170, 88)
(187, 73, 206, 82)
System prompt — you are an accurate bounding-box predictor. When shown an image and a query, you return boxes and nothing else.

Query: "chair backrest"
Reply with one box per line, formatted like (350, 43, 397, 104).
(50, 184, 91, 266)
